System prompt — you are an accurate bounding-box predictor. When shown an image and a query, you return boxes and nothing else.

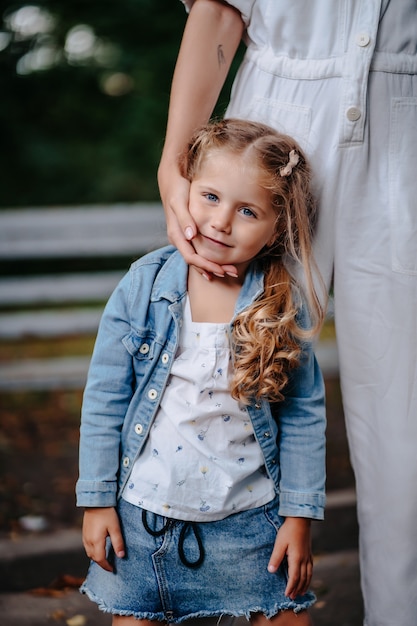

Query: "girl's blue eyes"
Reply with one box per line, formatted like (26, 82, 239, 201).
(203, 194, 256, 218)
(240, 207, 256, 218)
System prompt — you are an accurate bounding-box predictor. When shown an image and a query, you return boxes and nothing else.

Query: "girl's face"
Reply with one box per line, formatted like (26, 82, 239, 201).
(189, 149, 277, 279)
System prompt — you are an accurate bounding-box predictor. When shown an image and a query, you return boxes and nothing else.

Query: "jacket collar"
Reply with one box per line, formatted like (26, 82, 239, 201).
(150, 248, 188, 303)
(150, 247, 265, 315)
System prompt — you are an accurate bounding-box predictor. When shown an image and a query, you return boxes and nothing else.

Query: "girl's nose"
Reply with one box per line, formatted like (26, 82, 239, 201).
(210, 208, 232, 233)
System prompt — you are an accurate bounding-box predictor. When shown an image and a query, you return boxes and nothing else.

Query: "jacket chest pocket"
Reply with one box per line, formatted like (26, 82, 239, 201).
(122, 329, 158, 361)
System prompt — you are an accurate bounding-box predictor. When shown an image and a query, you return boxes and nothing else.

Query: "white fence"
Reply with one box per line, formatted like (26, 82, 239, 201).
(0, 203, 168, 338)
(0, 203, 337, 390)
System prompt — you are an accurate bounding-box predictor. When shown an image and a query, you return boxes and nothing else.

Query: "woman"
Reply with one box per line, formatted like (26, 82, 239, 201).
(158, 2, 417, 625)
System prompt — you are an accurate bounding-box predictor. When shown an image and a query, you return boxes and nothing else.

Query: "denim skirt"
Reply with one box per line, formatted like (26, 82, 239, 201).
(80, 496, 315, 623)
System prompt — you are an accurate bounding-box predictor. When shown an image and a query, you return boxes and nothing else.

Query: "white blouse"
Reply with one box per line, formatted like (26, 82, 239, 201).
(122, 296, 274, 521)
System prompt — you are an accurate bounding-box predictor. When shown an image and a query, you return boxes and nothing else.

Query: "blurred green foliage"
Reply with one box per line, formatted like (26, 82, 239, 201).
(0, 0, 241, 207)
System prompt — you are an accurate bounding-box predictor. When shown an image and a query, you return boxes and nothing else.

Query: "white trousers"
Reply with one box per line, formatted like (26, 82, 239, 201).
(226, 57, 417, 625)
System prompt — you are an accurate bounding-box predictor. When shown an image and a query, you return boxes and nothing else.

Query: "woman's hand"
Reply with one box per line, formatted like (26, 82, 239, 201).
(157, 159, 238, 279)
(267, 517, 313, 599)
(156, 0, 243, 279)
(82, 507, 125, 572)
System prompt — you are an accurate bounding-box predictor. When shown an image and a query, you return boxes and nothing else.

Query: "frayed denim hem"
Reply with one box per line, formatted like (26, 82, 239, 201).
(80, 584, 166, 621)
(80, 583, 315, 623)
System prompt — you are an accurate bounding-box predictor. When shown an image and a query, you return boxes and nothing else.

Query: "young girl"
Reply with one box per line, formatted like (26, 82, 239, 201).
(76, 119, 326, 626)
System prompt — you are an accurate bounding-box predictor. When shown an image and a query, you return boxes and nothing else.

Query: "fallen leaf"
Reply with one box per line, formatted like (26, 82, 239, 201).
(313, 601, 327, 610)
(29, 588, 66, 598)
(66, 615, 87, 626)
(29, 574, 85, 596)
(51, 610, 66, 621)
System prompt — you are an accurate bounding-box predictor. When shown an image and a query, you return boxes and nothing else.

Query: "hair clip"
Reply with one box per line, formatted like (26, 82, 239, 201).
(279, 150, 300, 177)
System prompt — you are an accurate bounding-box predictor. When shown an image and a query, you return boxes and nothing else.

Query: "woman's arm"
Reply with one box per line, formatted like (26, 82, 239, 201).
(158, 0, 244, 277)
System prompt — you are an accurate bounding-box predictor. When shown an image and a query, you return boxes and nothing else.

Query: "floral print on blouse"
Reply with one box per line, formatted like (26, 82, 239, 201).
(122, 296, 275, 521)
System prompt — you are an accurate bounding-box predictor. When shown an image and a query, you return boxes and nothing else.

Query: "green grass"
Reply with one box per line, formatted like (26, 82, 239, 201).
(0, 335, 96, 362)
(0, 318, 335, 363)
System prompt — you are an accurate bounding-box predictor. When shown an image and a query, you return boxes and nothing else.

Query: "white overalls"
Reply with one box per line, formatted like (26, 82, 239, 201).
(183, 1, 417, 624)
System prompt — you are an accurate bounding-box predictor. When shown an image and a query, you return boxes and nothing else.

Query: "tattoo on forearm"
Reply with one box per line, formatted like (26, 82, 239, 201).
(217, 44, 226, 67)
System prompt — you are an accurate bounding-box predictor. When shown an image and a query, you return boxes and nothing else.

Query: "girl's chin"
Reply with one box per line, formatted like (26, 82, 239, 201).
(193, 244, 228, 264)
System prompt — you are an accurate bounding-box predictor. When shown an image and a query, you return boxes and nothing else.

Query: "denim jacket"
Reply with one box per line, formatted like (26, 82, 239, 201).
(76, 246, 326, 520)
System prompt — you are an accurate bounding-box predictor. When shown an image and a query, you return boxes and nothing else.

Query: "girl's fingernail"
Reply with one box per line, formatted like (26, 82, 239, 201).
(117, 551, 125, 558)
(213, 272, 225, 278)
(185, 227, 194, 240)
(226, 271, 238, 278)
(202, 273, 210, 281)
(267, 564, 277, 573)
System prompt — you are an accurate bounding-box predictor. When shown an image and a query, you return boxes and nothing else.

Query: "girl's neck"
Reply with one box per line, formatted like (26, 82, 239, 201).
(187, 266, 243, 323)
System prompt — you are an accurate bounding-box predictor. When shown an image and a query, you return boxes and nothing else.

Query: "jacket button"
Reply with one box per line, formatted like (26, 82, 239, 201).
(263, 432, 271, 438)
(161, 353, 169, 364)
(139, 343, 150, 354)
(346, 106, 361, 122)
(135, 423, 143, 435)
(123, 456, 130, 468)
(148, 389, 158, 400)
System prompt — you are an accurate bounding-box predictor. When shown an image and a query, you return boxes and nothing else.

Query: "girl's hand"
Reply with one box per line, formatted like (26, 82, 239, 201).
(267, 517, 313, 599)
(157, 161, 237, 280)
(82, 507, 125, 572)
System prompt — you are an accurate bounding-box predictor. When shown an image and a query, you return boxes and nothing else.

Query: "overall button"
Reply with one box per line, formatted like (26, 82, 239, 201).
(263, 431, 271, 438)
(356, 33, 370, 47)
(123, 456, 130, 468)
(346, 107, 361, 122)
(161, 353, 169, 364)
(139, 343, 150, 354)
(148, 389, 158, 400)
(134, 423, 144, 435)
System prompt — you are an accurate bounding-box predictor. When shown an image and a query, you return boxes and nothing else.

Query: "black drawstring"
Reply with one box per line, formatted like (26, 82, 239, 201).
(142, 509, 205, 569)
(178, 521, 205, 569)
(142, 508, 171, 536)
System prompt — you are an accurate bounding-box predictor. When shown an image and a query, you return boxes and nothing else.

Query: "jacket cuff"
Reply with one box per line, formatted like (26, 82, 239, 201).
(76, 480, 117, 508)
(278, 490, 326, 520)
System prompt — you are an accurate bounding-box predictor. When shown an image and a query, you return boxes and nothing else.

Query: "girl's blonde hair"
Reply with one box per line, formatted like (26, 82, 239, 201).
(180, 118, 325, 404)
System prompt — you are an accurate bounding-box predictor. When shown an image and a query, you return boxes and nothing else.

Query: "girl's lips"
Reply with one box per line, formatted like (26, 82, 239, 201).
(201, 234, 232, 248)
